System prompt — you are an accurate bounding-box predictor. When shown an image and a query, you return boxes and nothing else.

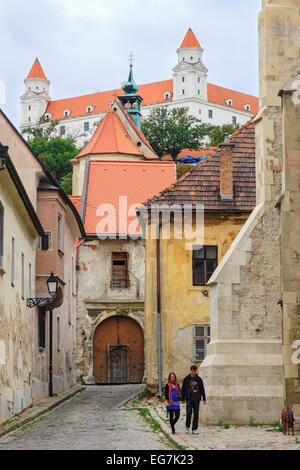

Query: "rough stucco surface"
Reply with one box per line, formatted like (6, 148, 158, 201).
(76, 239, 145, 384)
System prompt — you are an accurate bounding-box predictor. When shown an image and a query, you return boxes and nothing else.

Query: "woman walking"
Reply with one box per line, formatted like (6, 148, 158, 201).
(165, 372, 181, 434)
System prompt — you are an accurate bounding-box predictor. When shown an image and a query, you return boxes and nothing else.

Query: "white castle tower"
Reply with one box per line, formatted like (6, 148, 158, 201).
(20, 58, 51, 129)
(172, 28, 208, 101)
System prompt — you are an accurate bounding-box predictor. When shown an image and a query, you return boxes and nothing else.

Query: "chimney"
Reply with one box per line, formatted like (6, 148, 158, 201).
(219, 134, 234, 200)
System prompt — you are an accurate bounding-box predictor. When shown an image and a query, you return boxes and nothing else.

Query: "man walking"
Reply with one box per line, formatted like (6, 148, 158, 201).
(181, 365, 206, 434)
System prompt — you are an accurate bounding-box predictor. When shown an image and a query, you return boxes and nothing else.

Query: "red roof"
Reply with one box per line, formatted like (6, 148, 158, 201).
(27, 58, 47, 80)
(44, 79, 258, 121)
(82, 160, 175, 235)
(77, 110, 143, 157)
(144, 120, 256, 212)
(180, 28, 201, 49)
(69, 195, 81, 213)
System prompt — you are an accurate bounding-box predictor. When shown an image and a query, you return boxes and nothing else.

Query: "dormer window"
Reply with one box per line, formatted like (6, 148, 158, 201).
(243, 104, 251, 112)
(64, 110, 71, 117)
(86, 105, 95, 113)
(226, 99, 233, 107)
(44, 113, 52, 121)
(164, 92, 171, 100)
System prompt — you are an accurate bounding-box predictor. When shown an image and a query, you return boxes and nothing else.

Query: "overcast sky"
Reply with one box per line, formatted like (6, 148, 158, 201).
(1, 0, 261, 126)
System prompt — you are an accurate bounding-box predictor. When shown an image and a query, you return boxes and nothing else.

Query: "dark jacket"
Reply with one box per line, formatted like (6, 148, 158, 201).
(181, 374, 206, 401)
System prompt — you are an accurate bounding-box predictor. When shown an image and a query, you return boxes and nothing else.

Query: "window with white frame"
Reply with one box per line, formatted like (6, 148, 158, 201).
(194, 324, 210, 361)
(208, 109, 213, 119)
(84, 121, 89, 131)
(21, 252, 25, 300)
(58, 213, 63, 252)
(38, 231, 52, 250)
(11, 236, 15, 286)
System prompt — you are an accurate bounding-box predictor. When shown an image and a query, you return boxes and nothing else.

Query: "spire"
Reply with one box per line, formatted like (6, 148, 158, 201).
(179, 28, 201, 49)
(27, 57, 47, 79)
(118, 59, 143, 130)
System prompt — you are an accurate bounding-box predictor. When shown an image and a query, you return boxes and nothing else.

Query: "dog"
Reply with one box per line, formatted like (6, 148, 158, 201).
(281, 406, 295, 436)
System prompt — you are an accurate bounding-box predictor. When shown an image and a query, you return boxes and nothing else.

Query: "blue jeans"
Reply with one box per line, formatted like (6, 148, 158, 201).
(186, 400, 200, 430)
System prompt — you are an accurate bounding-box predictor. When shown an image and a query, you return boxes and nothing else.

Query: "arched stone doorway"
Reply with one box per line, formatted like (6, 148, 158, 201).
(93, 315, 144, 384)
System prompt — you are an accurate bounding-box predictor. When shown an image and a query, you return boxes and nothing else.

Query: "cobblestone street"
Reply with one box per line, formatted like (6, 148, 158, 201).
(0, 385, 169, 450)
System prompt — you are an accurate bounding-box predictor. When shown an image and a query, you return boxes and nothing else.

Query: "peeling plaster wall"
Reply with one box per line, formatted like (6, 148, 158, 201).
(145, 213, 249, 392)
(0, 175, 37, 424)
(76, 238, 145, 383)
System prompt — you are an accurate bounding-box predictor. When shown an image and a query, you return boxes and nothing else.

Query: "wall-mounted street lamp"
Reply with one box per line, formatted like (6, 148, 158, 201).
(201, 290, 209, 297)
(27, 272, 58, 308)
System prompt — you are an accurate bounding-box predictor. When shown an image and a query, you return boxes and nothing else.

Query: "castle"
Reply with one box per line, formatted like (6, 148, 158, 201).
(20, 28, 259, 146)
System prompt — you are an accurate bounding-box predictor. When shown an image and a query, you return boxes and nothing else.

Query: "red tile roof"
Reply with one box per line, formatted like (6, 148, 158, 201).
(27, 58, 47, 80)
(77, 110, 143, 157)
(82, 160, 175, 235)
(180, 28, 201, 49)
(143, 120, 256, 212)
(69, 195, 81, 214)
(44, 79, 258, 121)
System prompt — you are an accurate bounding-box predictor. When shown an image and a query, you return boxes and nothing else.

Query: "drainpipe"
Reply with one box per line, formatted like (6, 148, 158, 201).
(156, 228, 162, 397)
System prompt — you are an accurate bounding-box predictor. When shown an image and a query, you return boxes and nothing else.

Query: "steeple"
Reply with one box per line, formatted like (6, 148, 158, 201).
(179, 28, 201, 49)
(118, 61, 143, 130)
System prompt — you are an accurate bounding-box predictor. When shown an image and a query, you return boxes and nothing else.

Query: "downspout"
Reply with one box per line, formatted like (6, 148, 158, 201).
(156, 226, 162, 397)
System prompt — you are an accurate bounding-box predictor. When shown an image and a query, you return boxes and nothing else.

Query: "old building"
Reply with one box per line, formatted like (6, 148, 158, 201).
(20, 29, 259, 147)
(70, 70, 175, 384)
(141, 120, 256, 392)
(0, 143, 44, 423)
(0, 109, 85, 404)
(200, 0, 300, 424)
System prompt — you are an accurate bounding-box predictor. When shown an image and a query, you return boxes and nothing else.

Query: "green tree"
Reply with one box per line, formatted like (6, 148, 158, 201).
(22, 120, 60, 141)
(141, 107, 214, 163)
(26, 135, 80, 192)
(209, 123, 240, 146)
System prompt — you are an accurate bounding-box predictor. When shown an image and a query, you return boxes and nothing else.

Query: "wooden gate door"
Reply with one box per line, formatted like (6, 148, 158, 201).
(107, 344, 129, 384)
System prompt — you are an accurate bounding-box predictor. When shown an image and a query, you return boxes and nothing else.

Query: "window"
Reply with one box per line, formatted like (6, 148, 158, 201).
(194, 325, 210, 361)
(182, 77, 185, 83)
(84, 122, 89, 131)
(57, 316, 60, 351)
(198, 89, 200, 95)
(190, 56, 193, 60)
(0, 203, 3, 267)
(164, 92, 171, 100)
(208, 109, 213, 119)
(110, 252, 129, 289)
(86, 106, 94, 113)
(28, 262, 32, 298)
(182, 89, 185, 95)
(28, 105, 31, 111)
(38, 231, 52, 250)
(198, 77, 200, 83)
(11, 237, 14, 286)
(28, 117, 31, 122)
(21, 253, 24, 299)
(227, 99, 232, 107)
(64, 110, 71, 117)
(38, 308, 46, 348)
(60, 126, 65, 136)
(192, 245, 218, 285)
(232, 116, 237, 125)
(199, 109, 201, 115)
(58, 214, 63, 252)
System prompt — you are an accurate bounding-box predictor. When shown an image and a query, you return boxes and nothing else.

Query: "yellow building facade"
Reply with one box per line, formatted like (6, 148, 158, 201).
(143, 120, 256, 391)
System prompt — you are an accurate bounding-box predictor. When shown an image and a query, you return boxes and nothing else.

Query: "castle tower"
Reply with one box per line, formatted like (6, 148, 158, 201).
(172, 28, 208, 101)
(20, 58, 51, 129)
(118, 63, 143, 130)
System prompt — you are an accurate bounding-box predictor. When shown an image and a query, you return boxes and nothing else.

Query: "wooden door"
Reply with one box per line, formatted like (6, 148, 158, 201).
(107, 344, 128, 383)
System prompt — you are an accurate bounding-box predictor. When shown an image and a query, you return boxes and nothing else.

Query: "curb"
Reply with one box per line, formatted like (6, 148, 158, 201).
(0, 384, 86, 438)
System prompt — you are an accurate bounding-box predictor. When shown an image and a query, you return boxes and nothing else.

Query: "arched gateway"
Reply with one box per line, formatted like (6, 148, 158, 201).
(93, 316, 144, 384)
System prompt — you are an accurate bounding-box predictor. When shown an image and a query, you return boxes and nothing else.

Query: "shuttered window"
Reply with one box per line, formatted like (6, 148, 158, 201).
(110, 252, 129, 289)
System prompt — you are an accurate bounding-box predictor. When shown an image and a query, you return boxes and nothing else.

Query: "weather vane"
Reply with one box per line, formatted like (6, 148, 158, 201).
(128, 52, 135, 66)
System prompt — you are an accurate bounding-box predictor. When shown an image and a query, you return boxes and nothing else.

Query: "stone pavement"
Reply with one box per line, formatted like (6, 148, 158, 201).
(143, 398, 300, 450)
(0, 385, 169, 450)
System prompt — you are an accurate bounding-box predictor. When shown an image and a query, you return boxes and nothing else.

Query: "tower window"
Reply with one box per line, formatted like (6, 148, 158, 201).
(28, 117, 31, 122)
(182, 89, 185, 95)
(36, 86, 38, 90)
(208, 110, 213, 119)
(199, 109, 201, 115)
(182, 77, 185, 83)
(198, 90, 200, 95)
(198, 77, 200, 83)
(232, 116, 237, 125)
(28, 105, 31, 111)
